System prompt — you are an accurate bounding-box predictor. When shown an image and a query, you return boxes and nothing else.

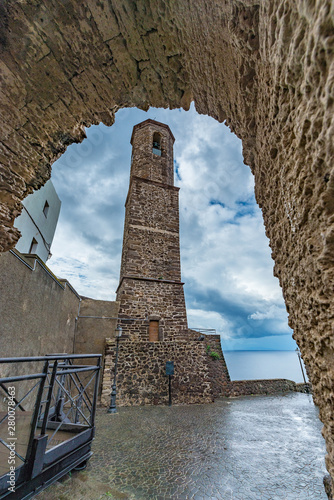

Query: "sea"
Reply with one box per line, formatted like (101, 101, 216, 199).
(223, 350, 308, 383)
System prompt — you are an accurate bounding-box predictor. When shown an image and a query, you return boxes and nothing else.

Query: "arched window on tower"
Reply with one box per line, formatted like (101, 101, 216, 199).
(152, 132, 162, 156)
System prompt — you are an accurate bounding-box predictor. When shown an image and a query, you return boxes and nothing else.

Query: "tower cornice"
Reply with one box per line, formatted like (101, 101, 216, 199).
(116, 275, 184, 294)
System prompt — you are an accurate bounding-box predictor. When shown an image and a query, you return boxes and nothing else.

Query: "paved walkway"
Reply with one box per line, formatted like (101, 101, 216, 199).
(37, 393, 327, 499)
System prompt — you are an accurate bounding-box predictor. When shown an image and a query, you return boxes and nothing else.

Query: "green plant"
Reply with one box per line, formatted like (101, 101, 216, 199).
(206, 344, 220, 360)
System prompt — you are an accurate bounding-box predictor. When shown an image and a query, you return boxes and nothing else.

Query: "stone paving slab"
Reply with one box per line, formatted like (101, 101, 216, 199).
(36, 393, 327, 499)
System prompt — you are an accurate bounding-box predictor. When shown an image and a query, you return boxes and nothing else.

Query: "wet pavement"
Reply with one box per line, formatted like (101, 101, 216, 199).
(37, 393, 327, 499)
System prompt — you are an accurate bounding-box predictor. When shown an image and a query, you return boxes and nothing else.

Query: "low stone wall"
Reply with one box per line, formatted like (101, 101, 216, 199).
(75, 297, 120, 356)
(296, 382, 312, 393)
(229, 379, 298, 397)
(101, 339, 213, 406)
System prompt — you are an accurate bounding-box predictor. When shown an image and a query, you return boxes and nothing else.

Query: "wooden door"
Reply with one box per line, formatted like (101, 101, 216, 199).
(149, 321, 159, 342)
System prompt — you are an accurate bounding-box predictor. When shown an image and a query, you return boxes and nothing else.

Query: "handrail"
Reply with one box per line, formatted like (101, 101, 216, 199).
(190, 327, 217, 334)
(0, 354, 102, 363)
(0, 373, 47, 383)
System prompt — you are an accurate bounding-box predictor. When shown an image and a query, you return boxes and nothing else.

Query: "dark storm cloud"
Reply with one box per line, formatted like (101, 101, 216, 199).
(185, 279, 289, 340)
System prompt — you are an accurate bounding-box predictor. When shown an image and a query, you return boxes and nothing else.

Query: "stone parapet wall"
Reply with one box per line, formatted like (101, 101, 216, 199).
(296, 383, 312, 393)
(202, 335, 232, 398)
(229, 379, 298, 397)
(101, 339, 213, 407)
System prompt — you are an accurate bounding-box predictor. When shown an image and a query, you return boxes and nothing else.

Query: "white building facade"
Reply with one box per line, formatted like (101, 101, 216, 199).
(14, 180, 61, 262)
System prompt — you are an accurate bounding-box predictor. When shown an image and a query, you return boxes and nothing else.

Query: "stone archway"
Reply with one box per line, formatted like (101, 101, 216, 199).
(0, 0, 333, 485)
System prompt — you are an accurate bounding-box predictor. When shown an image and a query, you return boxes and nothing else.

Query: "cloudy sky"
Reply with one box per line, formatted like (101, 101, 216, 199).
(49, 104, 296, 350)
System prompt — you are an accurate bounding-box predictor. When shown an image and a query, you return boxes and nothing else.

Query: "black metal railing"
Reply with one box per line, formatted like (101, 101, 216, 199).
(0, 354, 101, 499)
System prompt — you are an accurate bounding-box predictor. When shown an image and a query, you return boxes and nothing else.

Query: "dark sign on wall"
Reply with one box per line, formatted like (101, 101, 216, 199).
(166, 360, 174, 376)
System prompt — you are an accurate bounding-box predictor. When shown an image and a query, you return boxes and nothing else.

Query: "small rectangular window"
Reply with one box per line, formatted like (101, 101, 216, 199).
(29, 238, 38, 254)
(43, 201, 49, 217)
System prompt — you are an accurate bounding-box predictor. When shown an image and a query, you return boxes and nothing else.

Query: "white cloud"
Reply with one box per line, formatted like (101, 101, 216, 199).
(187, 308, 234, 339)
(249, 305, 287, 321)
(50, 219, 120, 300)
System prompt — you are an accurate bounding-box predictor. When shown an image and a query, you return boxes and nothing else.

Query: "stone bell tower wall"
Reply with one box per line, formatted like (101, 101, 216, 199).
(116, 119, 188, 341)
(120, 177, 181, 281)
(116, 278, 188, 341)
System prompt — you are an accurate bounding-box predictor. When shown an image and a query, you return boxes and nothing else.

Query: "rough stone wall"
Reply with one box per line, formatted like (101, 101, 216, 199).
(0, 0, 333, 482)
(201, 335, 232, 398)
(253, 4, 334, 480)
(120, 178, 181, 281)
(101, 339, 213, 407)
(117, 278, 188, 340)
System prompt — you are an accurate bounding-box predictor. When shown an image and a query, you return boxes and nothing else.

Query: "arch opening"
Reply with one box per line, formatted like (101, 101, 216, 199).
(48, 105, 299, 366)
(152, 132, 162, 156)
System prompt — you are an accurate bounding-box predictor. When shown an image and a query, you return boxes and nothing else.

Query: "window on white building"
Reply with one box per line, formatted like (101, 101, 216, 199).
(29, 238, 38, 254)
(43, 201, 49, 217)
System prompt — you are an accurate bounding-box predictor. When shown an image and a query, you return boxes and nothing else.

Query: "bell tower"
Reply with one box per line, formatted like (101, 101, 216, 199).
(101, 119, 228, 407)
(116, 119, 188, 341)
